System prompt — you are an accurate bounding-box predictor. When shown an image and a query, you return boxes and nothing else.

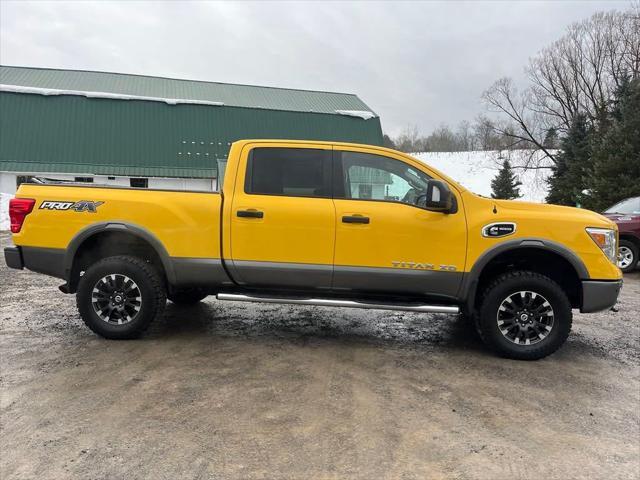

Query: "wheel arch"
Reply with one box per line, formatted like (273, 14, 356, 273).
(619, 233, 640, 249)
(65, 222, 176, 292)
(461, 239, 589, 313)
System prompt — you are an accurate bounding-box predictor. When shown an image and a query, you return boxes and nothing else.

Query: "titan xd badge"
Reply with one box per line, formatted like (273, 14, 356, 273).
(392, 261, 457, 271)
(482, 222, 516, 238)
(39, 200, 104, 213)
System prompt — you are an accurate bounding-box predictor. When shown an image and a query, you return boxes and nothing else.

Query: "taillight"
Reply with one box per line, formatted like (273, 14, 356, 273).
(9, 198, 36, 233)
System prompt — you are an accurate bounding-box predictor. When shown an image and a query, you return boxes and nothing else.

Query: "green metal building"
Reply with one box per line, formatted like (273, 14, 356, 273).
(0, 66, 383, 193)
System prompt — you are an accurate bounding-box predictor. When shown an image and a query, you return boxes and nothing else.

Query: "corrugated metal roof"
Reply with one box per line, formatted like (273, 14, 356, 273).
(0, 65, 376, 116)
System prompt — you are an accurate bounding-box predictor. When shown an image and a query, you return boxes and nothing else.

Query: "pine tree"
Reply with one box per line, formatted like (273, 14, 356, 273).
(546, 114, 593, 206)
(543, 127, 560, 149)
(589, 78, 640, 211)
(491, 159, 522, 200)
(382, 133, 397, 150)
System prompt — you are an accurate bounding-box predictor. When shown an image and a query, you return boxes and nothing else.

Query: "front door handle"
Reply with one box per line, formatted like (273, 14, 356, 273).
(237, 209, 264, 219)
(342, 215, 370, 224)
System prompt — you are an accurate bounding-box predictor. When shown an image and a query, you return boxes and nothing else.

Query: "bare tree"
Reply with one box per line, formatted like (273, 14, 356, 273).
(482, 78, 558, 164)
(423, 124, 458, 151)
(395, 124, 421, 152)
(482, 7, 639, 169)
(456, 120, 473, 150)
(527, 10, 639, 130)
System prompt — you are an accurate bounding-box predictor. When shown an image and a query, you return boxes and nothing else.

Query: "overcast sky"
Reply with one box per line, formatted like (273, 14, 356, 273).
(0, 0, 630, 135)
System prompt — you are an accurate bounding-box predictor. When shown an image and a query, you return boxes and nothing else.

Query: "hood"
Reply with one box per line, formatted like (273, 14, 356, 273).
(489, 198, 617, 229)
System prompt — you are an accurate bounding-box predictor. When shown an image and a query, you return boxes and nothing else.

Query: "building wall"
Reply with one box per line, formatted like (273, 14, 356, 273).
(0, 171, 216, 195)
(0, 92, 383, 179)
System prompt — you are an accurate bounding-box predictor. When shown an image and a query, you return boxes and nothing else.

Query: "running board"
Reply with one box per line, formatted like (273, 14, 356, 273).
(216, 293, 459, 314)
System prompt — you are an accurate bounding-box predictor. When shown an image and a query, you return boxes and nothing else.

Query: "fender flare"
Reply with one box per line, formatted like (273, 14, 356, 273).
(64, 222, 176, 285)
(460, 238, 589, 313)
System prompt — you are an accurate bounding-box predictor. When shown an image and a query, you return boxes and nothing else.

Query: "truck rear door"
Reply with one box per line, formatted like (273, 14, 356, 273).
(227, 144, 335, 289)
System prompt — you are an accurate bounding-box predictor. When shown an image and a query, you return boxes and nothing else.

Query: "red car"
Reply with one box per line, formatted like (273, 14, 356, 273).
(604, 196, 640, 273)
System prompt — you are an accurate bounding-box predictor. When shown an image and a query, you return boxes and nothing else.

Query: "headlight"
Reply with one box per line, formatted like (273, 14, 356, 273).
(586, 228, 617, 264)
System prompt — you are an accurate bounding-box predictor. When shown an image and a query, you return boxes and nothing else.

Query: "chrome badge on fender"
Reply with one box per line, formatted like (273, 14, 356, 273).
(482, 222, 517, 238)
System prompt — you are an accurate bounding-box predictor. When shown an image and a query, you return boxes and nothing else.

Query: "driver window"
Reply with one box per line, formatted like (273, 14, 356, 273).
(339, 151, 431, 207)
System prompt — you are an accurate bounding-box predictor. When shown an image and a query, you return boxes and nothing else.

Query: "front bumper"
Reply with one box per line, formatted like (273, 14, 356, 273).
(4, 246, 24, 270)
(580, 280, 622, 313)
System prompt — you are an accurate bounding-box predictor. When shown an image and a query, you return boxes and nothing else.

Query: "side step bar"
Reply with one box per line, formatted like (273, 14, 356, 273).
(216, 293, 459, 314)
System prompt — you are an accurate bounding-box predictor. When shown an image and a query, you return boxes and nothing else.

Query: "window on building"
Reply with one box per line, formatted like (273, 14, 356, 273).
(245, 148, 331, 198)
(338, 151, 431, 208)
(74, 177, 94, 183)
(130, 178, 149, 188)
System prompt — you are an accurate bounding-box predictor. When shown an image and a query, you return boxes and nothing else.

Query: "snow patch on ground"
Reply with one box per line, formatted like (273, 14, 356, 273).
(1, 192, 12, 231)
(412, 150, 555, 203)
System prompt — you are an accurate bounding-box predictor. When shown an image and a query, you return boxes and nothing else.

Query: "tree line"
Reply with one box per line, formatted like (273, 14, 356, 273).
(387, 5, 639, 208)
(383, 117, 559, 154)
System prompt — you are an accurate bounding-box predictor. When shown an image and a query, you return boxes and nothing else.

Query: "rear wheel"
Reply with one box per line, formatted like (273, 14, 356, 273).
(475, 271, 572, 360)
(168, 288, 208, 305)
(618, 240, 638, 273)
(77, 255, 166, 339)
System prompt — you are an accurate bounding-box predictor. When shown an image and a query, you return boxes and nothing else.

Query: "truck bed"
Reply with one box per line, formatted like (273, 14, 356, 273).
(10, 183, 225, 287)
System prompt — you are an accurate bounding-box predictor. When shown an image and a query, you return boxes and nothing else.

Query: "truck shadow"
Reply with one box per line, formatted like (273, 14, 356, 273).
(151, 300, 487, 354)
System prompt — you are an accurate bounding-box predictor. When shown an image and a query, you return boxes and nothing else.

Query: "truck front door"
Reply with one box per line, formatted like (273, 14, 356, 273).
(228, 145, 335, 289)
(331, 147, 467, 300)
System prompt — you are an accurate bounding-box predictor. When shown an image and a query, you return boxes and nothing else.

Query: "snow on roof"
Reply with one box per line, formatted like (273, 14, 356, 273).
(334, 110, 376, 120)
(0, 84, 226, 107)
(412, 150, 554, 203)
(0, 65, 377, 116)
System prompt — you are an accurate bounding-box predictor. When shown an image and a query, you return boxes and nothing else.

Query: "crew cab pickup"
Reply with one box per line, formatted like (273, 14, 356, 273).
(4, 140, 623, 359)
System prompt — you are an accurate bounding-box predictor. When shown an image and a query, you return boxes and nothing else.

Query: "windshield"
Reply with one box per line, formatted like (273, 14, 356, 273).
(605, 197, 640, 215)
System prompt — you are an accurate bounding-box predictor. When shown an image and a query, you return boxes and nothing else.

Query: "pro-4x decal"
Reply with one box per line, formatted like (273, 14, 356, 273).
(482, 222, 516, 238)
(39, 200, 104, 213)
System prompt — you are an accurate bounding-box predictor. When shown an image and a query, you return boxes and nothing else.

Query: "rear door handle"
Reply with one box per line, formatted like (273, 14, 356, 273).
(342, 215, 370, 224)
(237, 209, 264, 218)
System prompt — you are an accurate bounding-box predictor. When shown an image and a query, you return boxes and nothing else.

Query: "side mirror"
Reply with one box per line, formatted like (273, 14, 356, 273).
(423, 179, 454, 213)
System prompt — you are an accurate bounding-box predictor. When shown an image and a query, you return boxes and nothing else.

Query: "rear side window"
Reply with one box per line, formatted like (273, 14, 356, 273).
(245, 148, 332, 198)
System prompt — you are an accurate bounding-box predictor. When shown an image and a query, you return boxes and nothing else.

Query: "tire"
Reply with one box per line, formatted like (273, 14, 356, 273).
(618, 239, 638, 273)
(168, 288, 208, 305)
(475, 271, 572, 360)
(76, 255, 166, 339)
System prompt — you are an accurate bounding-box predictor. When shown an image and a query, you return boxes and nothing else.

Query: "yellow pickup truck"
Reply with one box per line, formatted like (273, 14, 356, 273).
(4, 140, 622, 359)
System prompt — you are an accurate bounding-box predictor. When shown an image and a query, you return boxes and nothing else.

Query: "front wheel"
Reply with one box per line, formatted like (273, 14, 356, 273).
(475, 271, 572, 360)
(618, 240, 638, 273)
(76, 255, 166, 339)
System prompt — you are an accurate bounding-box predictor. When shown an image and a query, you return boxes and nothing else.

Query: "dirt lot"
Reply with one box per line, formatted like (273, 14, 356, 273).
(1, 234, 639, 480)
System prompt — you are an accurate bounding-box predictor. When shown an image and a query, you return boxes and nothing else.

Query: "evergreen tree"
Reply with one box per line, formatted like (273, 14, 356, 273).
(546, 114, 593, 206)
(543, 127, 560, 149)
(589, 78, 640, 211)
(382, 133, 396, 149)
(491, 159, 522, 200)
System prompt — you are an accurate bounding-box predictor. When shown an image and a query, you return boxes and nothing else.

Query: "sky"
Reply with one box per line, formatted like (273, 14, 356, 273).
(0, 0, 630, 136)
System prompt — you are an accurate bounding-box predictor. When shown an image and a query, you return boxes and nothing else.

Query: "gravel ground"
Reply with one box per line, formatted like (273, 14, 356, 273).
(1, 232, 639, 480)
